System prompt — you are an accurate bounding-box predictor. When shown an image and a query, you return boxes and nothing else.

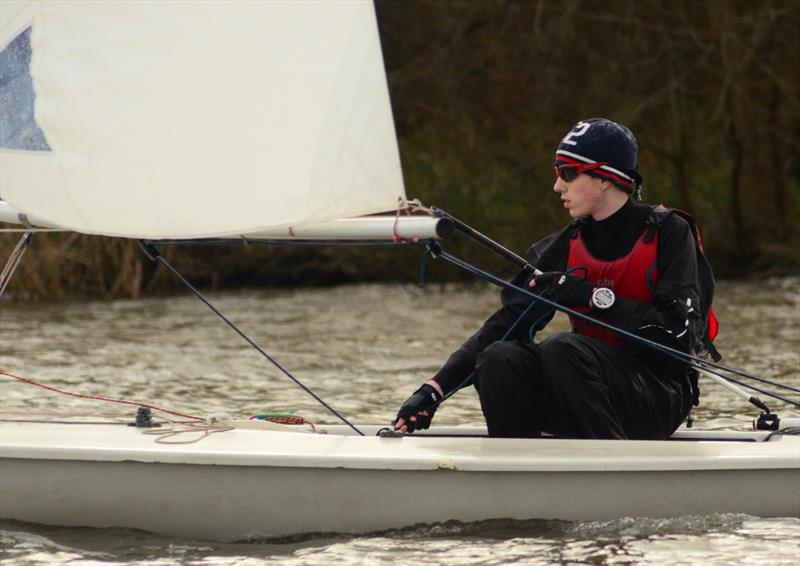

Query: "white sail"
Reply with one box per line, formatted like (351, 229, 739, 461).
(0, 0, 405, 239)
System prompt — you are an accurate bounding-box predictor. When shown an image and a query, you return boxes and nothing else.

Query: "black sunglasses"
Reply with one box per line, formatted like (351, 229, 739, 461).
(555, 162, 608, 182)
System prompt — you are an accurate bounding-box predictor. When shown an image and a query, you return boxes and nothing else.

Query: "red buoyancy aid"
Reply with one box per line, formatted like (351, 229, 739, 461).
(567, 226, 659, 350)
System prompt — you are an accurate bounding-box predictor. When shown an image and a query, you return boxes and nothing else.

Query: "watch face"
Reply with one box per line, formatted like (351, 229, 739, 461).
(593, 287, 615, 309)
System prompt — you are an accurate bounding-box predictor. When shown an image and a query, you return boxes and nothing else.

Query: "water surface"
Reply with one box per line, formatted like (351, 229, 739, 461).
(1, 278, 798, 564)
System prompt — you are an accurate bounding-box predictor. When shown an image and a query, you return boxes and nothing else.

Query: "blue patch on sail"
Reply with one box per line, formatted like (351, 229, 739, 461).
(0, 27, 51, 151)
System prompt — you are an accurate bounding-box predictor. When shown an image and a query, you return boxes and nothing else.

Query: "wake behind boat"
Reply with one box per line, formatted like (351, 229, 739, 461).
(2, 418, 798, 541)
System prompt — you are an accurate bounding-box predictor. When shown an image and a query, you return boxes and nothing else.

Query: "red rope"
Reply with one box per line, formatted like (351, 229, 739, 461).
(393, 203, 418, 243)
(0, 370, 203, 421)
(249, 414, 316, 430)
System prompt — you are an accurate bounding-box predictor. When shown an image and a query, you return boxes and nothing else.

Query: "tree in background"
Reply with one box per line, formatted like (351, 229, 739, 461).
(377, 0, 800, 276)
(2, 0, 797, 299)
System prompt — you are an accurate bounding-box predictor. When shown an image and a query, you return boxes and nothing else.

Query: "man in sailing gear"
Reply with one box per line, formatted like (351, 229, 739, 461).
(394, 118, 714, 439)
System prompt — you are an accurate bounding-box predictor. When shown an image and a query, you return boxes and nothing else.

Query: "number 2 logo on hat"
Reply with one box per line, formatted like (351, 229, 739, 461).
(560, 121, 591, 146)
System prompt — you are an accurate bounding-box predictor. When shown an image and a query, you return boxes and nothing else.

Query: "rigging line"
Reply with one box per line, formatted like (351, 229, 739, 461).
(431, 209, 798, 394)
(433, 246, 794, 389)
(139, 240, 365, 436)
(431, 206, 530, 270)
(0, 371, 204, 420)
(695, 365, 772, 412)
(154, 238, 423, 249)
(434, 302, 555, 409)
(431, 247, 800, 407)
(393, 198, 419, 243)
(0, 231, 33, 299)
(696, 367, 799, 407)
(719, 369, 800, 395)
(0, 228, 65, 233)
(142, 421, 235, 444)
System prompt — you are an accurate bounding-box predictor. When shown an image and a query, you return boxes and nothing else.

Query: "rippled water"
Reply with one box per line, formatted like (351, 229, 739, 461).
(2, 514, 799, 565)
(1, 278, 799, 564)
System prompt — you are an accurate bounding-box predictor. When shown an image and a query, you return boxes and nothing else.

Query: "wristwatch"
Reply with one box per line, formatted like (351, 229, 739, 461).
(591, 287, 616, 310)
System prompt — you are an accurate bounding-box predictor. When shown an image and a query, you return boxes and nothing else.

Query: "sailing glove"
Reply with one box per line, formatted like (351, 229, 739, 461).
(532, 271, 593, 308)
(394, 384, 442, 433)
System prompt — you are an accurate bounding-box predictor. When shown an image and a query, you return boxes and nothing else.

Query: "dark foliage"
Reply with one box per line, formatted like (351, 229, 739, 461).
(2, 0, 798, 300)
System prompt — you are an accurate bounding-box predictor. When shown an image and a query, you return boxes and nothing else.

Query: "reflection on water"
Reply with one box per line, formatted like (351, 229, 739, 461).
(1, 278, 799, 564)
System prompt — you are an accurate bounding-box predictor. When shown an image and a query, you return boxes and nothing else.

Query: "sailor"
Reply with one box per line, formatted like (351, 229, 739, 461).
(394, 117, 713, 439)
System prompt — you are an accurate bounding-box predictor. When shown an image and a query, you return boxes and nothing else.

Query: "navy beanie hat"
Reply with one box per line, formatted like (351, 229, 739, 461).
(555, 118, 643, 196)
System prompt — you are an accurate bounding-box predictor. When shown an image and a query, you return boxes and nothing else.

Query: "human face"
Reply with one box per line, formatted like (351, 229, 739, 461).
(553, 168, 606, 219)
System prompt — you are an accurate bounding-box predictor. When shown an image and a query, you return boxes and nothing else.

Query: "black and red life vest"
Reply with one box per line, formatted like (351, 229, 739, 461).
(567, 224, 658, 350)
(566, 206, 720, 360)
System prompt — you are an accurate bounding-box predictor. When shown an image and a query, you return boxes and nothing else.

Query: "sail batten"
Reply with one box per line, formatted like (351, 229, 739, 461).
(0, 1, 405, 239)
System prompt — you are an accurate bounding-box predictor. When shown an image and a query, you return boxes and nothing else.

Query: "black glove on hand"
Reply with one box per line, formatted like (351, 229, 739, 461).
(393, 384, 442, 433)
(533, 271, 594, 308)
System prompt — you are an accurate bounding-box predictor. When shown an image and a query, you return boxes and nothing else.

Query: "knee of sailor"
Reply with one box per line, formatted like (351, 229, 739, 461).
(476, 341, 518, 373)
(540, 333, 584, 365)
(540, 333, 580, 352)
(475, 342, 519, 395)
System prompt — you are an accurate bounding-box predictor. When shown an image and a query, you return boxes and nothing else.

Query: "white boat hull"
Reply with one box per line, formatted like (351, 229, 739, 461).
(1, 421, 798, 541)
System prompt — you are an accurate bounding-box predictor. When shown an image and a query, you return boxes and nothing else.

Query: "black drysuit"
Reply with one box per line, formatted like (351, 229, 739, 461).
(432, 201, 700, 439)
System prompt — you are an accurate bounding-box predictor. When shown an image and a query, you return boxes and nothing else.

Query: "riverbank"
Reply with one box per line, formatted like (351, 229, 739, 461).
(1, 230, 798, 302)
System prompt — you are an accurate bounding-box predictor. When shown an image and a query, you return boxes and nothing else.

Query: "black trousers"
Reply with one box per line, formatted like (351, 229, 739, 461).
(474, 333, 689, 439)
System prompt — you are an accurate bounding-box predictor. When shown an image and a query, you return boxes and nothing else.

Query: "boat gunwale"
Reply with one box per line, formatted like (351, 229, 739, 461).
(1, 421, 798, 473)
